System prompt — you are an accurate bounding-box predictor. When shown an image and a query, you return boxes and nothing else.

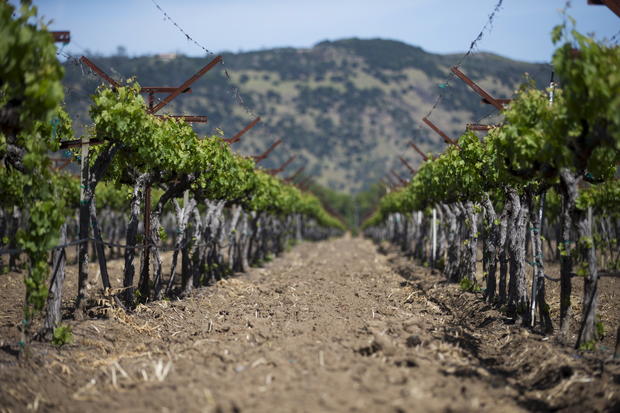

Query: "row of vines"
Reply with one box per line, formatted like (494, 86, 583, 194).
(0, 2, 344, 352)
(363, 24, 620, 350)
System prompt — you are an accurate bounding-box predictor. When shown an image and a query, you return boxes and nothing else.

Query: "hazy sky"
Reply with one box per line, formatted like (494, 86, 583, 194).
(25, 0, 620, 62)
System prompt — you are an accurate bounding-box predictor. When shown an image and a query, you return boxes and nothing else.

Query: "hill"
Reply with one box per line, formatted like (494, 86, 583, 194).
(62, 38, 551, 192)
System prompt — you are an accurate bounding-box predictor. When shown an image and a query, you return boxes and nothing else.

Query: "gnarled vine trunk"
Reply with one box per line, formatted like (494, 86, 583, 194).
(227, 205, 242, 271)
(462, 201, 478, 283)
(526, 190, 553, 333)
(236, 210, 250, 272)
(506, 188, 529, 322)
(481, 194, 499, 302)
(558, 169, 577, 341)
(166, 196, 196, 295)
(444, 204, 460, 282)
(497, 191, 512, 305)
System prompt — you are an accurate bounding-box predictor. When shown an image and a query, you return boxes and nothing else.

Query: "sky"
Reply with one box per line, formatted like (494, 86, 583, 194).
(21, 0, 620, 63)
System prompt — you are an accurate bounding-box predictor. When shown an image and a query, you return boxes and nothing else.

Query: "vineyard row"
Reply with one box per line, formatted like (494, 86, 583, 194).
(363, 27, 620, 352)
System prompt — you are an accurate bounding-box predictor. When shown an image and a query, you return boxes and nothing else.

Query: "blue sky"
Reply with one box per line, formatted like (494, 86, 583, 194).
(25, 0, 620, 62)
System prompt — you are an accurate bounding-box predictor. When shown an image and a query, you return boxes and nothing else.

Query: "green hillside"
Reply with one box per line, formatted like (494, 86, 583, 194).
(62, 38, 551, 192)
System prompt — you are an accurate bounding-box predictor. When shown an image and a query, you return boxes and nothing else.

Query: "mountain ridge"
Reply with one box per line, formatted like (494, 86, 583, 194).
(62, 38, 551, 192)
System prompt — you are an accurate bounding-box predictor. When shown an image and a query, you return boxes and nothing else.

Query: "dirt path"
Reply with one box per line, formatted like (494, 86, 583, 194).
(1, 236, 619, 412)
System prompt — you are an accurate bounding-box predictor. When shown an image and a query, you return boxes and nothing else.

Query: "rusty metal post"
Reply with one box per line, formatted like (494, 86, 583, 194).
(252, 139, 282, 163)
(391, 169, 408, 186)
(51, 31, 71, 43)
(399, 156, 416, 175)
(285, 165, 305, 183)
(450, 67, 504, 110)
(422, 117, 459, 147)
(80, 56, 120, 88)
(76, 136, 91, 313)
(225, 117, 261, 144)
(410, 142, 429, 161)
(149, 55, 223, 113)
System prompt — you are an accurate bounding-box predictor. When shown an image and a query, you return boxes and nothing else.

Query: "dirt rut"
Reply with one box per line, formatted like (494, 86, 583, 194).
(1, 236, 618, 412)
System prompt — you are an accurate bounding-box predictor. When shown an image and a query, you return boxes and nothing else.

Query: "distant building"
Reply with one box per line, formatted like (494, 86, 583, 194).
(156, 53, 177, 61)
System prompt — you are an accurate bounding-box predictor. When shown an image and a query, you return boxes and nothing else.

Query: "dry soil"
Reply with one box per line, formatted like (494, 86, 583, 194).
(1, 236, 619, 412)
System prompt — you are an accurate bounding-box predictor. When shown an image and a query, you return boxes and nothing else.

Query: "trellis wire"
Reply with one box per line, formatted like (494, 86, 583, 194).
(148, 0, 295, 161)
(610, 28, 620, 45)
(0, 235, 231, 256)
(150, 0, 258, 120)
(424, 0, 504, 120)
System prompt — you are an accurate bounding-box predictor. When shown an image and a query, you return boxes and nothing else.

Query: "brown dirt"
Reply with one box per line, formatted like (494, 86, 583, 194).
(1, 236, 619, 412)
(539, 261, 620, 351)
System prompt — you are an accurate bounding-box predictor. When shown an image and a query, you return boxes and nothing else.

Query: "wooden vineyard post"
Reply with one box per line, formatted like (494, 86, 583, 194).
(41, 223, 67, 338)
(432, 208, 437, 268)
(529, 196, 539, 327)
(529, 193, 539, 327)
(549, 72, 556, 105)
(140, 92, 155, 301)
(529, 190, 547, 328)
(76, 136, 90, 314)
(139, 184, 152, 300)
(529, 75, 555, 328)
